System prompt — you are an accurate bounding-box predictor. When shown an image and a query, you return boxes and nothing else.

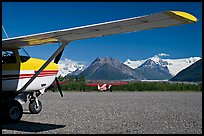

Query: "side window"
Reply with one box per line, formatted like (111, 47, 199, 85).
(2, 50, 16, 64)
(18, 48, 30, 63)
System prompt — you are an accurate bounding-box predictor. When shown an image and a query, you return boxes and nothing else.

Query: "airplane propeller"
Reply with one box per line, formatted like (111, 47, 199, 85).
(54, 49, 64, 97)
(55, 77, 63, 97)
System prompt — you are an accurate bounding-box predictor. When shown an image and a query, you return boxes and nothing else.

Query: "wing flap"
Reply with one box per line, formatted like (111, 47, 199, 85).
(2, 11, 197, 48)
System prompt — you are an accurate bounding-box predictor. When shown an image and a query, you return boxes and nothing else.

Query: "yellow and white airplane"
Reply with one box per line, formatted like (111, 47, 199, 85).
(2, 11, 197, 123)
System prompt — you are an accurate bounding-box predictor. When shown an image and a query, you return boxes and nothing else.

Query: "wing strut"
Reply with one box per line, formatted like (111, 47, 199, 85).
(18, 41, 69, 93)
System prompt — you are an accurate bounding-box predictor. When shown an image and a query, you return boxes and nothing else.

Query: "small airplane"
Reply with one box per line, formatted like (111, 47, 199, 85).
(85, 82, 128, 92)
(2, 11, 197, 123)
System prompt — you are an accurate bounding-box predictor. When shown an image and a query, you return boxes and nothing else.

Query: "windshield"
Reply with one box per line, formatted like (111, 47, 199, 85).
(2, 50, 16, 64)
(18, 48, 30, 63)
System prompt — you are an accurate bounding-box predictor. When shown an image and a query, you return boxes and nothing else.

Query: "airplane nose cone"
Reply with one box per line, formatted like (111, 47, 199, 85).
(24, 58, 59, 74)
(39, 60, 59, 75)
(49, 61, 59, 71)
(48, 62, 59, 75)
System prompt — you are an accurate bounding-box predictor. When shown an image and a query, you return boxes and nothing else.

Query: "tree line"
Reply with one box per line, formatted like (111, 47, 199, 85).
(49, 76, 202, 92)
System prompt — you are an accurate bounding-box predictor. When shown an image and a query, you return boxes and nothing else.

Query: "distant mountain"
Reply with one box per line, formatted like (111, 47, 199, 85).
(124, 56, 201, 76)
(79, 57, 141, 80)
(134, 56, 173, 80)
(79, 57, 173, 80)
(58, 55, 201, 81)
(124, 59, 146, 69)
(58, 58, 86, 77)
(170, 59, 202, 82)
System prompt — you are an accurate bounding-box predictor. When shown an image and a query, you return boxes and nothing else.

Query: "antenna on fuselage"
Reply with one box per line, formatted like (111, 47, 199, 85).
(2, 25, 9, 39)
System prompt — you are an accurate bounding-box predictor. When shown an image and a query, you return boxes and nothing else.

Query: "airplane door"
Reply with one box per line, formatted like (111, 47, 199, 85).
(2, 49, 21, 91)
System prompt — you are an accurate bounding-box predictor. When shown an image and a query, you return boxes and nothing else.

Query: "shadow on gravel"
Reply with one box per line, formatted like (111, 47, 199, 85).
(1, 120, 66, 132)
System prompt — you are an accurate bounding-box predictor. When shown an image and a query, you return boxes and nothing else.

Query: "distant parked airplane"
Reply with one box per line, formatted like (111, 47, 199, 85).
(85, 82, 128, 92)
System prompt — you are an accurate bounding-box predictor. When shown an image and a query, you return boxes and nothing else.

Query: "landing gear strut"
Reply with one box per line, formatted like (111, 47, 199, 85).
(1, 91, 43, 123)
(29, 99, 42, 114)
(28, 92, 42, 114)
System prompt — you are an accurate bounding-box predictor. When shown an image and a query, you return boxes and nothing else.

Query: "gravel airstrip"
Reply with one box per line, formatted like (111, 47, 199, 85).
(1, 91, 202, 134)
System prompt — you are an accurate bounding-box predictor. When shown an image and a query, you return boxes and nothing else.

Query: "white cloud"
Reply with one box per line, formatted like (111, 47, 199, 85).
(59, 58, 87, 65)
(158, 53, 170, 57)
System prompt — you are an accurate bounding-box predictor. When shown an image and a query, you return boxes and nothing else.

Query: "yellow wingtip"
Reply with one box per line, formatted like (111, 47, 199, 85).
(164, 11, 198, 23)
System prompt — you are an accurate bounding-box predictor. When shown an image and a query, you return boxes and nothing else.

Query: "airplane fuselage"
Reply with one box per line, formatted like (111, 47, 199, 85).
(98, 84, 112, 91)
(2, 48, 58, 93)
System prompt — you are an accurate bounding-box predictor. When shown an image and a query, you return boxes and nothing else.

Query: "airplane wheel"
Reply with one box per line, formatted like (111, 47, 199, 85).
(29, 100, 42, 114)
(3, 100, 23, 123)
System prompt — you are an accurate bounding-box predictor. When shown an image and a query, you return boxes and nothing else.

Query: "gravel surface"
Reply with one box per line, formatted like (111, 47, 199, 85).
(1, 91, 202, 134)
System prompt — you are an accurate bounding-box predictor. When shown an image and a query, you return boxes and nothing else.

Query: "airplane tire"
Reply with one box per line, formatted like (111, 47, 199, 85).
(3, 100, 23, 123)
(29, 100, 42, 114)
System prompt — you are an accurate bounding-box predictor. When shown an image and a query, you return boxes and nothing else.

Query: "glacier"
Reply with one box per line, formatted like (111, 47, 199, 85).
(124, 56, 201, 76)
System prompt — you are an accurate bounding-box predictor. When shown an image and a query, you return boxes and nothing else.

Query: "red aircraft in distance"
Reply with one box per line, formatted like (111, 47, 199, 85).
(85, 82, 128, 92)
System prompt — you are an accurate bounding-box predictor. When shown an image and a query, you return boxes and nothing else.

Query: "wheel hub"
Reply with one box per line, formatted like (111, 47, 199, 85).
(9, 106, 20, 120)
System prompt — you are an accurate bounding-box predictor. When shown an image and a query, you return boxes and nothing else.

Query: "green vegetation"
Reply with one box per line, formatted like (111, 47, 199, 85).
(111, 82, 202, 91)
(49, 80, 202, 92)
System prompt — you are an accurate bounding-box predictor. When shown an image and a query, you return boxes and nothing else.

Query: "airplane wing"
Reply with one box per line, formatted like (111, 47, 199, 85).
(85, 82, 128, 86)
(85, 83, 104, 87)
(108, 82, 128, 86)
(2, 11, 197, 49)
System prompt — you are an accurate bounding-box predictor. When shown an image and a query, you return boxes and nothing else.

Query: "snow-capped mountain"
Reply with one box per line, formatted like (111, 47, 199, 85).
(170, 59, 202, 82)
(57, 58, 86, 77)
(135, 56, 173, 80)
(124, 59, 146, 69)
(58, 55, 201, 80)
(164, 57, 201, 76)
(124, 55, 201, 76)
(79, 57, 139, 80)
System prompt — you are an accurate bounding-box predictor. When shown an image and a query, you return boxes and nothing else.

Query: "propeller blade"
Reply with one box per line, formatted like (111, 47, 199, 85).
(54, 49, 64, 64)
(55, 77, 63, 97)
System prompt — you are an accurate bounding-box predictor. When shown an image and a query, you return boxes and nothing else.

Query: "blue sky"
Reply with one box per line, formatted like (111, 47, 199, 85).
(2, 2, 202, 65)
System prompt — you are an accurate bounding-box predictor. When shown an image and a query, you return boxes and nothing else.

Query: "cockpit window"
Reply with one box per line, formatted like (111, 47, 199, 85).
(2, 50, 16, 64)
(18, 48, 30, 63)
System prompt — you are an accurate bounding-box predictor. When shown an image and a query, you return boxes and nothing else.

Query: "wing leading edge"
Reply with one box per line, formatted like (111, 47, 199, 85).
(2, 11, 197, 49)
